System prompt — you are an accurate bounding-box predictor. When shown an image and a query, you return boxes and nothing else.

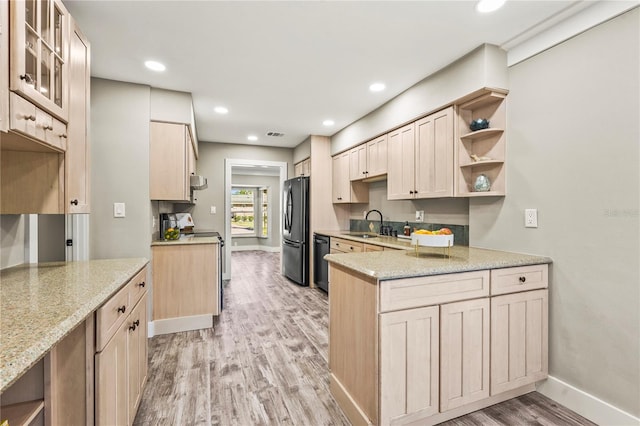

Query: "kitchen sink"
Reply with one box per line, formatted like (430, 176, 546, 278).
(340, 232, 380, 239)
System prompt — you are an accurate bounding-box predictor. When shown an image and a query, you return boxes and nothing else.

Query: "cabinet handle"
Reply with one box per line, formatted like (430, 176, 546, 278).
(134, 319, 140, 326)
(409, 190, 414, 194)
(129, 323, 137, 331)
(138, 281, 146, 288)
(59, 133, 68, 139)
(70, 199, 78, 206)
(20, 74, 35, 84)
(518, 276, 526, 283)
(43, 125, 53, 131)
(117, 305, 126, 314)
(23, 114, 36, 121)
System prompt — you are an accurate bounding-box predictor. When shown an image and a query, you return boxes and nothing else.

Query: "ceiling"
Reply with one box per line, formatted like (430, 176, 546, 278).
(65, 0, 593, 149)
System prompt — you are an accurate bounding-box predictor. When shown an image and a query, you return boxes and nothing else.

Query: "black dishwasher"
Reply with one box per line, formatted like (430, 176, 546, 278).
(313, 234, 329, 293)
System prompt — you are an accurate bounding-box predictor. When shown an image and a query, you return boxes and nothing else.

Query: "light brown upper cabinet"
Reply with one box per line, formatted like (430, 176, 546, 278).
(349, 134, 388, 181)
(388, 107, 454, 200)
(294, 157, 310, 177)
(349, 143, 367, 181)
(455, 91, 507, 197)
(1, 0, 91, 214)
(332, 151, 368, 204)
(149, 121, 195, 202)
(9, 0, 70, 122)
(366, 134, 388, 179)
(65, 19, 90, 213)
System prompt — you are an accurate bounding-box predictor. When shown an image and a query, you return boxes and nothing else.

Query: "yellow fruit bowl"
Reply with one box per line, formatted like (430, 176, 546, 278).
(163, 227, 180, 240)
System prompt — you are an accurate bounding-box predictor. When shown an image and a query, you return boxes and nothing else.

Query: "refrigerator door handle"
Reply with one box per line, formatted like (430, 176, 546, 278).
(285, 185, 293, 232)
(283, 239, 298, 247)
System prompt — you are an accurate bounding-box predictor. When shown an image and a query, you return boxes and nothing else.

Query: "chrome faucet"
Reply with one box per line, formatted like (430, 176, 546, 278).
(365, 209, 384, 235)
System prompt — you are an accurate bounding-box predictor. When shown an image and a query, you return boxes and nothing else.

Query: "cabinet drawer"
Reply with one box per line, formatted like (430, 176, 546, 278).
(128, 266, 148, 307)
(380, 270, 489, 312)
(330, 237, 363, 253)
(10, 92, 37, 136)
(490, 264, 548, 295)
(9, 92, 66, 151)
(96, 283, 130, 352)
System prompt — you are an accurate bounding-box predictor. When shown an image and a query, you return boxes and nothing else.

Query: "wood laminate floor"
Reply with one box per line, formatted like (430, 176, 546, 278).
(134, 250, 596, 426)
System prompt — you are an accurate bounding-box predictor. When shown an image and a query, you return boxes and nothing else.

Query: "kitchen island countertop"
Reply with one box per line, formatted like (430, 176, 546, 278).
(0, 257, 148, 393)
(325, 245, 551, 280)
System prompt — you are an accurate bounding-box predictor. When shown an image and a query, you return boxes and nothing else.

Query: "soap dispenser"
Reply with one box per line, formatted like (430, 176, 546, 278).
(403, 221, 411, 236)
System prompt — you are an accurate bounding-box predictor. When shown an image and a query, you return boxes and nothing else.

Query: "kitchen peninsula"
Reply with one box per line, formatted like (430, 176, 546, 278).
(151, 235, 221, 335)
(326, 246, 551, 425)
(0, 258, 148, 425)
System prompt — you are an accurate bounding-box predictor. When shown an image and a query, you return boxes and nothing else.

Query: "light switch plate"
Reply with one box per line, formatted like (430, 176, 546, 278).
(415, 210, 424, 222)
(210, 206, 216, 215)
(114, 202, 125, 218)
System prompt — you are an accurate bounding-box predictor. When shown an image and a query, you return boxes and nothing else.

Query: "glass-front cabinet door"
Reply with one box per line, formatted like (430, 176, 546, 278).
(10, 0, 69, 121)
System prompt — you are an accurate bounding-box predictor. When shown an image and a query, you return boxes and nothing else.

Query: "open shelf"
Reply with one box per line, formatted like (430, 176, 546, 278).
(460, 128, 504, 141)
(455, 89, 507, 197)
(459, 159, 504, 169)
(1, 400, 44, 426)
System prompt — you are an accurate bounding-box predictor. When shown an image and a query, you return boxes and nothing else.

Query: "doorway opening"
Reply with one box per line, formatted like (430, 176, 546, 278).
(224, 159, 287, 280)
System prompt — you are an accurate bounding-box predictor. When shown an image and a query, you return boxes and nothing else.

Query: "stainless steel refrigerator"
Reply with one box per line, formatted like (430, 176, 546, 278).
(282, 176, 309, 286)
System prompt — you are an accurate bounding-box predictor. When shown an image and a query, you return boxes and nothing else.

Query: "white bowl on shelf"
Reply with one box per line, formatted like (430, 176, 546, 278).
(411, 233, 454, 247)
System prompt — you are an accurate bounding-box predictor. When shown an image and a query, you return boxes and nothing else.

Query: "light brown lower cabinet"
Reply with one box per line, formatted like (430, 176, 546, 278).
(440, 298, 490, 411)
(95, 268, 148, 426)
(380, 305, 439, 425)
(329, 263, 549, 426)
(491, 289, 548, 395)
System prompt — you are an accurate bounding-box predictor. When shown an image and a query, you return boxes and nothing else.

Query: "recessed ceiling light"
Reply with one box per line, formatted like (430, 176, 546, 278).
(476, 0, 506, 13)
(247, 135, 258, 141)
(323, 119, 335, 126)
(144, 60, 166, 72)
(214, 106, 229, 114)
(369, 82, 386, 92)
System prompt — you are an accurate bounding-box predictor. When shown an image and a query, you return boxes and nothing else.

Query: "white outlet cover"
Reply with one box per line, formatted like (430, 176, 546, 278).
(415, 210, 424, 222)
(211, 206, 216, 214)
(525, 208, 538, 228)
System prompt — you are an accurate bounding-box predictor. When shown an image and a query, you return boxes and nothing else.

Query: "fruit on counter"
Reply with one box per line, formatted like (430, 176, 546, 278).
(413, 227, 453, 235)
(164, 227, 180, 240)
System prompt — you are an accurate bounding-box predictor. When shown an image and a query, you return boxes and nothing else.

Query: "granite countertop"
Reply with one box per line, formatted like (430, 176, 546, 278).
(0, 257, 148, 393)
(325, 245, 551, 280)
(314, 230, 414, 250)
(151, 234, 220, 246)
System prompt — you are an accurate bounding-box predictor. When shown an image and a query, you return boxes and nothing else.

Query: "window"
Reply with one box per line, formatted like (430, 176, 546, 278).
(231, 186, 269, 237)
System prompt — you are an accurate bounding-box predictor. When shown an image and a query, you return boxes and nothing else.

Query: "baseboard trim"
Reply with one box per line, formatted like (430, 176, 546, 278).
(230, 245, 281, 252)
(151, 314, 213, 336)
(536, 376, 640, 426)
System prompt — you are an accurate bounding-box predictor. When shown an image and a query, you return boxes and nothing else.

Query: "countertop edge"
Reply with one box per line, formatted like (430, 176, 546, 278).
(325, 247, 552, 280)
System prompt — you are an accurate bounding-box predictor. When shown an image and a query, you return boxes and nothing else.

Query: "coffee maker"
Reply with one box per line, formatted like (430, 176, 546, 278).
(159, 213, 178, 237)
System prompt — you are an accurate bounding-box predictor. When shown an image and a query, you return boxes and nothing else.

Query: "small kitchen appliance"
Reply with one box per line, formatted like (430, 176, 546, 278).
(159, 213, 178, 237)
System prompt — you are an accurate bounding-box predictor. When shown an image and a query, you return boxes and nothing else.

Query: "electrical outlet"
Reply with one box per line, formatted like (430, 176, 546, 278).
(525, 209, 538, 228)
(113, 202, 125, 218)
(415, 210, 424, 222)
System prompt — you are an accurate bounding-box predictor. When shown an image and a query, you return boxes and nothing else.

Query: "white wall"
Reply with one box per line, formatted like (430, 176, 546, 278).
(470, 9, 639, 417)
(293, 136, 311, 163)
(191, 142, 294, 242)
(331, 44, 508, 154)
(90, 78, 151, 260)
